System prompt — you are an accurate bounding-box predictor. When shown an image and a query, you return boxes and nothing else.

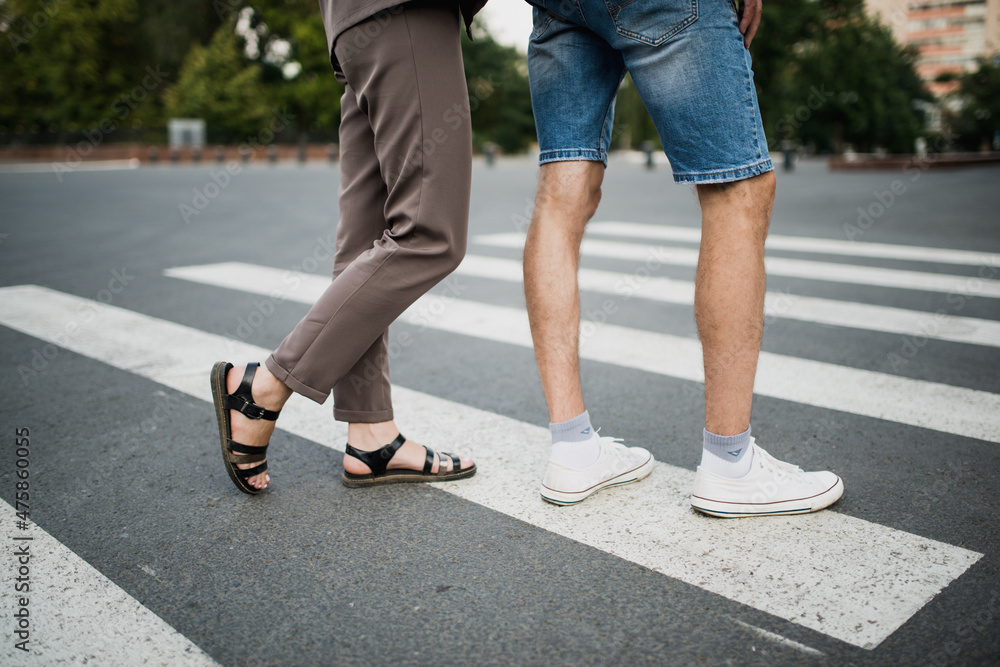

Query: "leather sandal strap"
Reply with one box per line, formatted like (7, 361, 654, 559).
(229, 440, 268, 455)
(227, 451, 267, 465)
(423, 447, 436, 474)
(345, 433, 406, 477)
(236, 461, 268, 479)
(224, 362, 281, 421)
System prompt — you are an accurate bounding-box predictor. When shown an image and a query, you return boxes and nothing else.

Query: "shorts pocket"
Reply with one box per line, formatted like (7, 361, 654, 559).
(531, 6, 556, 39)
(603, 0, 699, 45)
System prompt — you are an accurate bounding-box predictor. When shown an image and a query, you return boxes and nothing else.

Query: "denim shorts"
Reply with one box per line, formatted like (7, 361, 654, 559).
(527, 0, 773, 183)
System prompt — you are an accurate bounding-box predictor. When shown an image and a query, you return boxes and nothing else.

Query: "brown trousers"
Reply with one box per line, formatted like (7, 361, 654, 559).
(266, 1, 472, 422)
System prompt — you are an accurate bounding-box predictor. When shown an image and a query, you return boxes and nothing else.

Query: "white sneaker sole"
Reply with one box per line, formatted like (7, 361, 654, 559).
(540, 453, 654, 506)
(691, 475, 844, 518)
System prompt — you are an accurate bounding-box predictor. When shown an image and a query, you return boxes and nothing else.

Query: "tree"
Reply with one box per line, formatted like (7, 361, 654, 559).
(460, 26, 535, 153)
(751, 0, 930, 153)
(0, 0, 150, 139)
(221, 0, 344, 138)
(946, 59, 1000, 151)
(163, 23, 271, 143)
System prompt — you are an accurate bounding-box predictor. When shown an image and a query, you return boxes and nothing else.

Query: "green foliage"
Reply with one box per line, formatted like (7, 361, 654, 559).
(461, 27, 535, 153)
(0, 0, 936, 153)
(612, 76, 661, 151)
(0, 0, 151, 135)
(751, 0, 931, 153)
(946, 59, 1000, 151)
(224, 1, 344, 137)
(164, 24, 271, 142)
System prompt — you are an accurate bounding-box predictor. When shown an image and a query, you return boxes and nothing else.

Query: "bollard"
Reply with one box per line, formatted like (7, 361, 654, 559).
(268, 144, 278, 165)
(484, 143, 496, 167)
(297, 144, 306, 165)
(216, 146, 225, 164)
(781, 140, 795, 172)
(148, 146, 159, 164)
(328, 143, 338, 163)
(240, 145, 251, 164)
(192, 146, 202, 164)
(169, 147, 179, 164)
(640, 141, 654, 170)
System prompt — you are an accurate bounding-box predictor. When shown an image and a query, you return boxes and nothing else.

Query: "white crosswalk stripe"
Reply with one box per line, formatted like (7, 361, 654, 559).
(0, 284, 983, 651)
(0, 500, 218, 666)
(454, 254, 1000, 347)
(475, 233, 1000, 297)
(164, 262, 1000, 443)
(588, 221, 1000, 267)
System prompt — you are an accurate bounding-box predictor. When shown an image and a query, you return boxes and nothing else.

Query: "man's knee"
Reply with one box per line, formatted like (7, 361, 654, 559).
(535, 161, 605, 223)
(698, 170, 775, 243)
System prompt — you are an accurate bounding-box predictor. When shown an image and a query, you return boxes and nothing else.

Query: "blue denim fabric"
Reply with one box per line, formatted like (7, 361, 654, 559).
(527, 0, 773, 183)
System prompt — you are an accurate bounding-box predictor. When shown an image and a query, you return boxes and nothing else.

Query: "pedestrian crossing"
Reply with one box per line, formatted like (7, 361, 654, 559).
(164, 262, 1000, 443)
(0, 499, 217, 666)
(0, 284, 984, 652)
(1, 220, 996, 660)
(476, 232, 1000, 296)
(452, 254, 1000, 347)
(588, 221, 1000, 267)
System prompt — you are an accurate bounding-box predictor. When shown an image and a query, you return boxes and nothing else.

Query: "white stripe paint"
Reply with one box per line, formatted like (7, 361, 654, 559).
(0, 501, 217, 666)
(589, 220, 1000, 268)
(474, 233, 1000, 298)
(165, 263, 1000, 443)
(454, 254, 1000, 348)
(0, 158, 141, 174)
(733, 620, 825, 657)
(0, 284, 983, 650)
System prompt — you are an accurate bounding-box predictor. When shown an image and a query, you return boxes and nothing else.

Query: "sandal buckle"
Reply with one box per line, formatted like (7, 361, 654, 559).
(236, 396, 266, 420)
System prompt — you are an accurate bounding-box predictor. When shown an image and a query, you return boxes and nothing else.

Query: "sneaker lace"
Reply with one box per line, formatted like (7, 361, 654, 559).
(753, 440, 804, 476)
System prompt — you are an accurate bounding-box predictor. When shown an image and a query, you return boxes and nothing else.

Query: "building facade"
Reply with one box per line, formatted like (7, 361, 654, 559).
(866, 0, 1000, 96)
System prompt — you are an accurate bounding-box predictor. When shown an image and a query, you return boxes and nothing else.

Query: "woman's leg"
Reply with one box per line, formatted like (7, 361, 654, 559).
(225, 1, 476, 490)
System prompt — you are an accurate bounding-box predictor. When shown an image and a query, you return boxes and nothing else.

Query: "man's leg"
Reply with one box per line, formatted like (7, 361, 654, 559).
(523, 161, 605, 424)
(524, 160, 655, 505)
(689, 170, 842, 516)
(695, 171, 775, 438)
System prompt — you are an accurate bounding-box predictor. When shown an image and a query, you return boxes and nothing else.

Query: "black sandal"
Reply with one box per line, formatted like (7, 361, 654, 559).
(341, 433, 476, 487)
(210, 361, 281, 495)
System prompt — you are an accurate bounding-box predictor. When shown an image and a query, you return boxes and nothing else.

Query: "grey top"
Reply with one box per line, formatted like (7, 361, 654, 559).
(318, 0, 487, 68)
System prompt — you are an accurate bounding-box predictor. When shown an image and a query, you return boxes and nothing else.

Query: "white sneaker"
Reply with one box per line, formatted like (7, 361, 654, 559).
(691, 439, 844, 517)
(540, 435, 654, 506)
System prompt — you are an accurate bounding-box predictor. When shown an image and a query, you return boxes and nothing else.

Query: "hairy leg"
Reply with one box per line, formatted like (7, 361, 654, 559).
(695, 171, 776, 435)
(523, 161, 605, 422)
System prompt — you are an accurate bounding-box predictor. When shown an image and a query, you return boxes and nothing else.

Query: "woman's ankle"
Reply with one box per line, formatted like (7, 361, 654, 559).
(252, 364, 293, 409)
(347, 421, 398, 450)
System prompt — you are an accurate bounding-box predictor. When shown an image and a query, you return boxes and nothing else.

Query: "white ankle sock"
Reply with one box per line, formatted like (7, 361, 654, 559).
(549, 411, 601, 468)
(699, 426, 754, 478)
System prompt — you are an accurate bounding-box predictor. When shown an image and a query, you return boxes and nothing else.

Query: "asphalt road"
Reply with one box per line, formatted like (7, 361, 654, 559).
(0, 155, 998, 666)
